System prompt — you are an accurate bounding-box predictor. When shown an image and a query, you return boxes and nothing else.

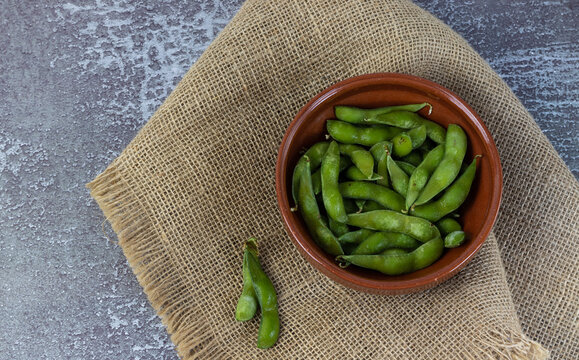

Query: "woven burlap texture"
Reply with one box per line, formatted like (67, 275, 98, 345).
(87, 0, 578, 359)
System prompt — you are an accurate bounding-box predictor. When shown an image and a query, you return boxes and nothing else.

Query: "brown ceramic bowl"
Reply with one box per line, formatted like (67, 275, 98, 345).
(275, 73, 502, 295)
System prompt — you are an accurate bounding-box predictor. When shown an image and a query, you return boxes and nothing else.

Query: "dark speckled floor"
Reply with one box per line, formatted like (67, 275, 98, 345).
(0, 1, 576, 359)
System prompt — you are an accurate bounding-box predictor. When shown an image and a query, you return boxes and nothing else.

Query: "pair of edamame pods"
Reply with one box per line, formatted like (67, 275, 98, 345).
(235, 238, 279, 349)
(291, 103, 478, 275)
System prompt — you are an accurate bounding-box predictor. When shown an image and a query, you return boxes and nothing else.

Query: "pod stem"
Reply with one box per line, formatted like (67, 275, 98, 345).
(246, 237, 258, 255)
(335, 256, 351, 268)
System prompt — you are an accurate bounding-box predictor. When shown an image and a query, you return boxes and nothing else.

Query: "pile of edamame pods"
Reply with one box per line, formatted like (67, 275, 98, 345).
(291, 103, 479, 275)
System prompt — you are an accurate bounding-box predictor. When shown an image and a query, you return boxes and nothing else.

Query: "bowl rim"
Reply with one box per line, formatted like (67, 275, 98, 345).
(275, 72, 503, 294)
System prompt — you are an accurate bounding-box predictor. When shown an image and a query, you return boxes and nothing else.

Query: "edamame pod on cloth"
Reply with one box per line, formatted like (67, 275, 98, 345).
(297, 157, 344, 255)
(414, 124, 467, 206)
(339, 181, 405, 212)
(291, 141, 329, 209)
(245, 244, 280, 349)
(327, 120, 402, 146)
(347, 210, 440, 243)
(336, 237, 444, 275)
(334, 102, 432, 123)
(370, 111, 446, 144)
(235, 239, 258, 322)
(411, 157, 479, 222)
(321, 141, 348, 223)
(338, 144, 374, 179)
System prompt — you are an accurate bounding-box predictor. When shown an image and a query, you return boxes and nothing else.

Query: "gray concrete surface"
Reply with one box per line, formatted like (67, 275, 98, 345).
(0, 1, 576, 359)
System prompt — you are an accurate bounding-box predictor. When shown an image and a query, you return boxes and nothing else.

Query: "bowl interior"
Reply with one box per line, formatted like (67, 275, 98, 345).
(276, 73, 502, 294)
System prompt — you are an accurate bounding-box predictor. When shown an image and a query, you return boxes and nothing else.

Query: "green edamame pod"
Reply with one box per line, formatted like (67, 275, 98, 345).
(321, 141, 348, 223)
(436, 218, 462, 236)
(245, 243, 279, 349)
(235, 239, 258, 322)
(405, 144, 445, 210)
(381, 248, 409, 256)
(338, 144, 374, 179)
(392, 132, 413, 157)
(370, 141, 392, 187)
(334, 103, 432, 123)
(352, 232, 421, 255)
(311, 170, 322, 195)
(338, 252, 410, 274)
(312, 156, 351, 195)
(362, 200, 385, 212)
(401, 151, 423, 166)
(347, 210, 440, 243)
(328, 217, 350, 237)
(369, 141, 393, 157)
(297, 157, 344, 255)
(327, 120, 401, 146)
(291, 142, 329, 210)
(344, 166, 383, 181)
(408, 125, 427, 149)
(375, 154, 389, 187)
(336, 237, 443, 275)
(369, 111, 446, 144)
(386, 156, 409, 197)
(444, 231, 466, 248)
(415, 124, 467, 205)
(395, 161, 416, 176)
(338, 228, 375, 244)
(339, 181, 405, 212)
(411, 157, 478, 222)
(413, 236, 444, 270)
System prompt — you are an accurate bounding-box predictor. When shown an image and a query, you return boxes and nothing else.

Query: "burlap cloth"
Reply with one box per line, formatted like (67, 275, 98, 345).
(87, 0, 578, 358)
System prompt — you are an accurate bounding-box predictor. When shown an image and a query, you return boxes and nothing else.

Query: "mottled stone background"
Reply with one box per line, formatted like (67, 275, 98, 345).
(0, 1, 576, 359)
